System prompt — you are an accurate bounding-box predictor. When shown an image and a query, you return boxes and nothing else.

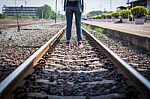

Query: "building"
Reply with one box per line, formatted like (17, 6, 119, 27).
(127, 0, 150, 11)
(117, 6, 128, 11)
(2, 5, 41, 18)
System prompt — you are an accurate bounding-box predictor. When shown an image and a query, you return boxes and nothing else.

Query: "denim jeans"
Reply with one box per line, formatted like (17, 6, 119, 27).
(66, 7, 82, 42)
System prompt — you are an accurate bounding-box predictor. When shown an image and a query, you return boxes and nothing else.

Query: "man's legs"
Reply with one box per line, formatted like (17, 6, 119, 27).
(75, 8, 82, 42)
(75, 8, 83, 48)
(66, 8, 73, 42)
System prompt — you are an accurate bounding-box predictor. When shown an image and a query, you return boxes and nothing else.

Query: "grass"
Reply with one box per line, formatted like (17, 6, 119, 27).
(94, 27, 103, 33)
(82, 23, 91, 30)
(82, 24, 104, 33)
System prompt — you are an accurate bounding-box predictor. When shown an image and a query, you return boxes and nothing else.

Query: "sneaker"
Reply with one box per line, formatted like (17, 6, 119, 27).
(65, 41, 70, 47)
(78, 42, 83, 48)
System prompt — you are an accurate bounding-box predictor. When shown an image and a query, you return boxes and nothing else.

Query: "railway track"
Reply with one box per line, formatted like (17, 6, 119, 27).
(0, 22, 65, 82)
(0, 26, 150, 99)
(82, 24, 150, 81)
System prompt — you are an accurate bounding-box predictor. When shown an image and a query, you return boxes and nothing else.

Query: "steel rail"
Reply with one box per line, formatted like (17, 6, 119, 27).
(82, 27, 150, 99)
(0, 26, 66, 99)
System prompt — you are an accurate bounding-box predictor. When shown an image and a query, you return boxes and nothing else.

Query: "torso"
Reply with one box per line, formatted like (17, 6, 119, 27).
(66, 0, 81, 7)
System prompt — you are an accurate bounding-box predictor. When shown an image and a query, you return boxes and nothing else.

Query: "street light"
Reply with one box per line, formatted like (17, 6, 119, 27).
(55, 0, 57, 23)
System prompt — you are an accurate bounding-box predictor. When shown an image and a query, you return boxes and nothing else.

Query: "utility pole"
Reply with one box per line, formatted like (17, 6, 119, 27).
(110, 0, 112, 12)
(55, 0, 57, 23)
(42, 7, 44, 19)
(41, 6, 44, 26)
(61, 0, 63, 21)
(25, 1, 27, 6)
(85, 3, 86, 15)
(21, 5, 23, 22)
(131, 0, 134, 22)
(100, 4, 101, 11)
(127, 0, 130, 22)
(15, 0, 20, 32)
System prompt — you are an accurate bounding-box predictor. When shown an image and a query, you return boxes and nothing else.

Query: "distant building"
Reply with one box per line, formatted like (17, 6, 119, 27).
(117, 6, 127, 11)
(2, 5, 41, 18)
(127, 0, 150, 11)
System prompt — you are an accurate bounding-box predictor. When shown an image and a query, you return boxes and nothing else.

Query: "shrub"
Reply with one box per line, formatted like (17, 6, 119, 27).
(97, 15, 102, 19)
(120, 9, 131, 18)
(111, 11, 120, 18)
(95, 27, 103, 33)
(26, 16, 33, 20)
(0, 13, 5, 19)
(131, 6, 148, 18)
(101, 13, 107, 19)
(93, 16, 98, 19)
(106, 13, 112, 19)
(5, 16, 14, 19)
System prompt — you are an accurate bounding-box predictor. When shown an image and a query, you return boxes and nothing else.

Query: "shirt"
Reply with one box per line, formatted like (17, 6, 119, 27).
(64, 0, 84, 12)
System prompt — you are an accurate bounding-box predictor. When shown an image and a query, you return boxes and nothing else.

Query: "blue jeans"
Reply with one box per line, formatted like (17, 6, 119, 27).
(66, 7, 82, 42)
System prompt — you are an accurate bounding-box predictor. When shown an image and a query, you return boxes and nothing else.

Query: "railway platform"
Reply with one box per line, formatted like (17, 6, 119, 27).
(82, 20, 150, 51)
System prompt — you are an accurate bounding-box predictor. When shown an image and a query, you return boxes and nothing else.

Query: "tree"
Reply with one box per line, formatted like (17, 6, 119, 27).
(0, 13, 5, 19)
(149, 10, 150, 15)
(36, 4, 55, 19)
(13, 13, 21, 20)
(26, 16, 33, 20)
(86, 11, 103, 18)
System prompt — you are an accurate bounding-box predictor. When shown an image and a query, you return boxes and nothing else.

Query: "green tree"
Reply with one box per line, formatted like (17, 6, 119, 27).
(26, 16, 33, 20)
(120, 9, 131, 18)
(13, 13, 21, 20)
(131, 6, 148, 18)
(36, 4, 55, 19)
(0, 13, 5, 19)
(86, 11, 103, 18)
(111, 11, 120, 18)
(86, 13, 91, 17)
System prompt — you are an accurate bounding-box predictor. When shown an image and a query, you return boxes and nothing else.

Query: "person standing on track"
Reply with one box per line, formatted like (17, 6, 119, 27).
(64, 0, 84, 48)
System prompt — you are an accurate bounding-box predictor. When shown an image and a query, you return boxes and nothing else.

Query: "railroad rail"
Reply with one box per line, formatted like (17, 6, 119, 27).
(82, 27, 150, 99)
(0, 26, 150, 99)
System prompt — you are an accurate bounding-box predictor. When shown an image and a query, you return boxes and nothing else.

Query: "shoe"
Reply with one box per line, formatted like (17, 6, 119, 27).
(78, 42, 83, 48)
(65, 41, 70, 47)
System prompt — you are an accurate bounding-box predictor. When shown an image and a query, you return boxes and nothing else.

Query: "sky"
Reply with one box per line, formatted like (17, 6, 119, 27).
(0, 0, 128, 15)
